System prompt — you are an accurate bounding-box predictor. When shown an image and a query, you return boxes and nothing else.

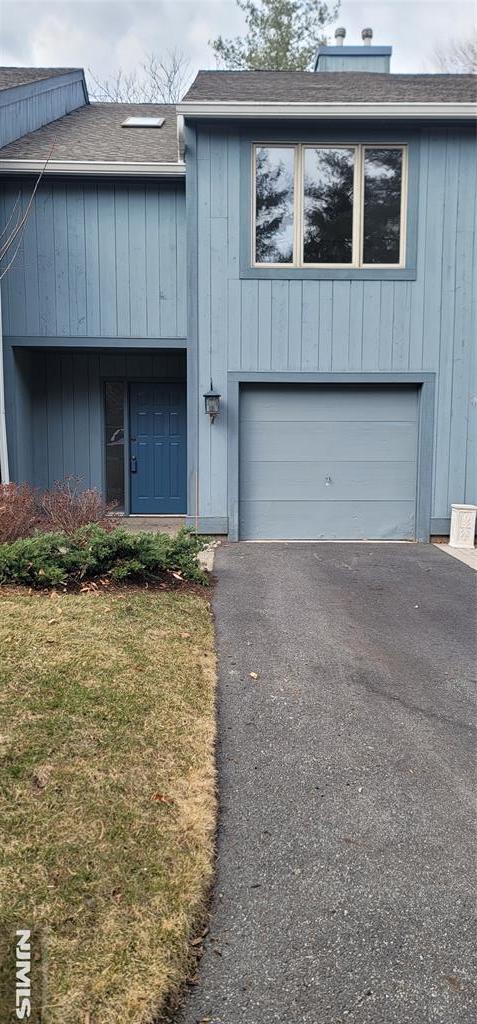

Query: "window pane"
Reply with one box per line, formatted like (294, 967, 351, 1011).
(255, 147, 294, 264)
(105, 382, 125, 509)
(363, 148, 403, 265)
(303, 147, 355, 264)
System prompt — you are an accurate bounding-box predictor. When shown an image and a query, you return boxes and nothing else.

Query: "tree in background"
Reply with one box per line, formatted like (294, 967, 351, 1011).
(210, 0, 340, 71)
(433, 31, 477, 73)
(89, 50, 192, 104)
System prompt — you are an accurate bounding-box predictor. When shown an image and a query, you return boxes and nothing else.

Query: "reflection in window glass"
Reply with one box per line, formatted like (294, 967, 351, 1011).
(303, 147, 355, 264)
(255, 147, 295, 264)
(363, 148, 402, 265)
(105, 382, 125, 508)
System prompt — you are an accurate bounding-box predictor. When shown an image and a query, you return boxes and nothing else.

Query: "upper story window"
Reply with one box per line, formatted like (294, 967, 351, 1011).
(253, 143, 407, 269)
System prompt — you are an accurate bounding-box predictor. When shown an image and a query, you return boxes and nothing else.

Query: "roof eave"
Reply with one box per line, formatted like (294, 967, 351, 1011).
(0, 159, 186, 177)
(177, 100, 477, 120)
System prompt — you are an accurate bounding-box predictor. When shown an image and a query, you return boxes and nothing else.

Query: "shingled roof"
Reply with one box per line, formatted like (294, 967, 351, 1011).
(0, 67, 80, 91)
(183, 70, 477, 104)
(0, 103, 182, 164)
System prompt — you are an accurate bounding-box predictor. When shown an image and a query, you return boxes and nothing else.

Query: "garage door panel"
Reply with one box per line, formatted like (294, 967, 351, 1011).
(244, 420, 418, 463)
(240, 385, 419, 423)
(241, 460, 417, 502)
(239, 385, 419, 540)
(239, 500, 416, 541)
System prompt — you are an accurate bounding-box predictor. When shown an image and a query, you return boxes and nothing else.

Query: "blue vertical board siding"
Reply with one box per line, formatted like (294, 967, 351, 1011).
(270, 281, 289, 370)
(53, 185, 70, 336)
(318, 282, 332, 371)
(227, 279, 241, 370)
(61, 353, 75, 473)
(433, 132, 459, 515)
(98, 185, 117, 337)
(12, 350, 34, 480)
(189, 124, 476, 525)
(1, 188, 26, 336)
(447, 132, 477, 508)
(258, 281, 272, 370)
(158, 189, 178, 338)
(84, 185, 101, 336)
(175, 194, 187, 338)
(115, 187, 131, 337)
(331, 282, 350, 370)
(8, 349, 186, 490)
(301, 282, 319, 371)
(3, 122, 476, 529)
(362, 282, 380, 369)
(240, 281, 259, 370)
(36, 185, 57, 334)
(316, 54, 391, 74)
(1, 178, 186, 339)
(288, 282, 303, 369)
(145, 186, 160, 337)
(392, 281, 410, 370)
(66, 187, 87, 336)
(0, 73, 86, 148)
(128, 187, 147, 337)
(349, 284, 364, 370)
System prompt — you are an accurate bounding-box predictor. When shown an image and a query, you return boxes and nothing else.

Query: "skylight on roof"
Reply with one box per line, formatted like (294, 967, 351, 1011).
(121, 116, 165, 128)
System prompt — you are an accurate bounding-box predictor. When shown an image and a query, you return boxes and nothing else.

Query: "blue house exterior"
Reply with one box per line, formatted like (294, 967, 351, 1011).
(0, 44, 475, 540)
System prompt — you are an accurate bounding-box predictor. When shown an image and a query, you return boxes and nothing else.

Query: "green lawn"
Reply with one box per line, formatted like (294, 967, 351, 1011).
(0, 590, 216, 1023)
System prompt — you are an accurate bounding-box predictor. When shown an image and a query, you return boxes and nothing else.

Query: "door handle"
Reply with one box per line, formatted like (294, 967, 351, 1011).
(130, 455, 137, 474)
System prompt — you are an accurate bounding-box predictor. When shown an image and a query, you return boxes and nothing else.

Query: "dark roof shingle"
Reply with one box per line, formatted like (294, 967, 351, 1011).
(0, 103, 182, 163)
(183, 70, 477, 104)
(0, 67, 80, 91)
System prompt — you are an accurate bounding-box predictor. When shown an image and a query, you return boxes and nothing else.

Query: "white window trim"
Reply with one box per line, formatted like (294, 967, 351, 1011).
(252, 142, 408, 270)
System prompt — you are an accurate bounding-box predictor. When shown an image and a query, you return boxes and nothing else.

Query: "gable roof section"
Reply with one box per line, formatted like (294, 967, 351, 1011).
(0, 103, 184, 175)
(0, 67, 81, 91)
(183, 70, 477, 104)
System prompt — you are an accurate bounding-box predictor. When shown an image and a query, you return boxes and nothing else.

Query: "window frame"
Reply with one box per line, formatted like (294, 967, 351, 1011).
(252, 142, 298, 268)
(251, 142, 408, 271)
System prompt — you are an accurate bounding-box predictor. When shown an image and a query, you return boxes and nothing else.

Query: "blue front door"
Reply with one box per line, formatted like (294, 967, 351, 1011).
(129, 382, 187, 515)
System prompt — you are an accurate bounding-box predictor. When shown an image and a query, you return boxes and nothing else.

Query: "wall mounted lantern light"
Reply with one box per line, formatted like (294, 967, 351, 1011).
(203, 380, 221, 423)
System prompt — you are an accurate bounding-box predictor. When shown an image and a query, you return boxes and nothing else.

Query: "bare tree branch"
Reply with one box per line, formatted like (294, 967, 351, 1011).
(432, 31, 477, 73)
(88, 49, 192, 104)
(0, 142, 56, 279)
(0, 192, 22, 242)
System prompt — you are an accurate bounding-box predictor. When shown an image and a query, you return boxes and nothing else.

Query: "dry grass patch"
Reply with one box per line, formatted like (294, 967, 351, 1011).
(0, 590, 216, 1024)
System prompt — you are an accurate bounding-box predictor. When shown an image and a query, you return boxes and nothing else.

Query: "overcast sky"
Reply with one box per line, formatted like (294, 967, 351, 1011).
(1, 0, 476, 93)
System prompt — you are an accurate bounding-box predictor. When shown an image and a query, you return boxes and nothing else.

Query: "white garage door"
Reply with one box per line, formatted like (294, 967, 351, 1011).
(239, 385, 419, 540)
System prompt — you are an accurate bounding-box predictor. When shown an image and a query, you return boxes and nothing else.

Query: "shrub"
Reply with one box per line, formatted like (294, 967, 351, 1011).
(0, 477, 119, 543)
(39, 477, 118, 533)
(0, 526, 209, 589)
(0, 482, 38, 543)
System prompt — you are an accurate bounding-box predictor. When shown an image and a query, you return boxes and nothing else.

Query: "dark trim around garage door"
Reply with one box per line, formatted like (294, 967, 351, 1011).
(227, 371, 436, 543)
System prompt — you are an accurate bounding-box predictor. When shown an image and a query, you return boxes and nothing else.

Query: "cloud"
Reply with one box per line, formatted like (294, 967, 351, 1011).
(0, 0, 475, 83)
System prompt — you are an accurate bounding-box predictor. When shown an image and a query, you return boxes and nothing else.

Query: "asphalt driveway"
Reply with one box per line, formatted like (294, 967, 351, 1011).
(178, 543, 476, 1024)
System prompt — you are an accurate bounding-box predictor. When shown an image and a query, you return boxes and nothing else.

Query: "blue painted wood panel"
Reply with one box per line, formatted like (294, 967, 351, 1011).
(0, 179, 187, 339)
(192, 125, 477, 524)
(239, 385, 418, 539)
(0, 72, 86, 148)
(130, 381, 187, 514)
(316, 54, 391, 73)
(8, 349, 186, 492)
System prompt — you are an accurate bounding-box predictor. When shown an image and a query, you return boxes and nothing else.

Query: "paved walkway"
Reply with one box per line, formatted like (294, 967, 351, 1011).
(178, 543, 476, 1024)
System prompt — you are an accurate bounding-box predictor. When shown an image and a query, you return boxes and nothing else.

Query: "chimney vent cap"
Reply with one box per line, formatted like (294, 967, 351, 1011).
(335, 26, 346, 38)
(362, 27, 373, 44)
